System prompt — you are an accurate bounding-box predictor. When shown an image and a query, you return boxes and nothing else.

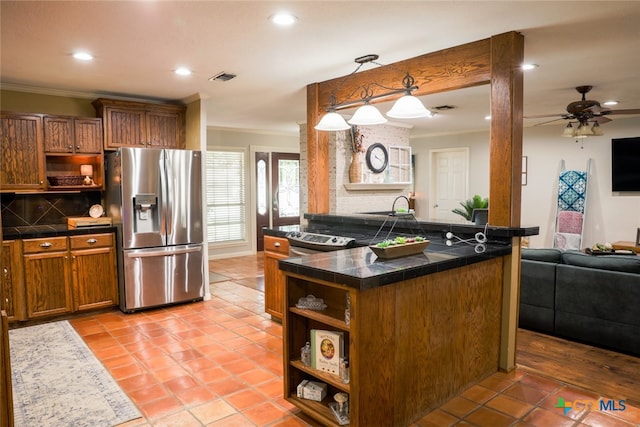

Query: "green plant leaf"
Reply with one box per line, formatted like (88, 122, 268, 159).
(451, 195, 489, 220)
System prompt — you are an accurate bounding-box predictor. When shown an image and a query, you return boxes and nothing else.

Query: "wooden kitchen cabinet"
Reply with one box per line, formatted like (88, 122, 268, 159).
(22, 236, 73, 318)
(21, 233, 119, 320)
(1, 309, 14, 427)
(92, 98, 186, 150)
(43, 115, 103, 154)
(264, 235, 289, 320)
(0, 112, 46, 191)
(1, 240, 25, 322)
(70, 233, 118, 311)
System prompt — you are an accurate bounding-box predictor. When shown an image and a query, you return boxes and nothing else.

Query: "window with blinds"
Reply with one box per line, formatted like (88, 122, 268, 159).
(205, 150, 246, 243)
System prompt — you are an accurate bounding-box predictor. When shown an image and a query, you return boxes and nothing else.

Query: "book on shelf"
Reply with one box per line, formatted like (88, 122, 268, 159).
(310, 329, 344, 376)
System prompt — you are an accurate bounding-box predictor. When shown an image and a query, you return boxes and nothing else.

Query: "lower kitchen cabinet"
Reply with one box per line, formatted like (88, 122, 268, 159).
(17, 232, 118, 321)
(1, 240, 26, 322)
(23, 236, 73, 318)
(264, 235, 289, 320)
(70, 233, 118, 311)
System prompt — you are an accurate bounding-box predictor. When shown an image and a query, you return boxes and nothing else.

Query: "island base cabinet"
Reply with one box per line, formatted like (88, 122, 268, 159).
(283, 257, 504, 426)
(263, 235, 289, 320)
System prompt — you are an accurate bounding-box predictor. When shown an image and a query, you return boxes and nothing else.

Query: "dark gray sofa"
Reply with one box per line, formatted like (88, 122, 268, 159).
(520, 248, 640, 356)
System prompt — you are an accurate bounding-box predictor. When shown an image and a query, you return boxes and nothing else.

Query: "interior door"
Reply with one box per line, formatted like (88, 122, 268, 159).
(429, 148, 469, 220)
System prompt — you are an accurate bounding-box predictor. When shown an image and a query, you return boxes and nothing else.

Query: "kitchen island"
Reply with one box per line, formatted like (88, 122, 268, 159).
(275, 214, 537, 426)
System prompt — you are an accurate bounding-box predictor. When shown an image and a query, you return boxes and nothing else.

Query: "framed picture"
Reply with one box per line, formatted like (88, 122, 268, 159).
(636, 228, 640, 247)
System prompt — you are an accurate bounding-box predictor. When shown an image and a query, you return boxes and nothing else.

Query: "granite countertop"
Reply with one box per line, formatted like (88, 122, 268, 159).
(2, 224, 117, 240)
(267, 212, 537, 290)
(279, 238, 512, 290)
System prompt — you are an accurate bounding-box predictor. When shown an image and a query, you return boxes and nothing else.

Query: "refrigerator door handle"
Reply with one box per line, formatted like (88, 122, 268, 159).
(125, 246, 201, 258)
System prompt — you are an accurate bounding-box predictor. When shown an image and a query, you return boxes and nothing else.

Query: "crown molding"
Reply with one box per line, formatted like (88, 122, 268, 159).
(0, 82, 197, 105)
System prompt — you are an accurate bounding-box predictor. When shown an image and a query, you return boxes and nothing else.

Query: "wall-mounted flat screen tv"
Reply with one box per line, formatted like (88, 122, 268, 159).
(612, 136, 640, 192)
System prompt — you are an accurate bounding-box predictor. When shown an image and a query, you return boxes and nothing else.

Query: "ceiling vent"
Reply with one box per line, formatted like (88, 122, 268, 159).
(209, 72, 237, 82)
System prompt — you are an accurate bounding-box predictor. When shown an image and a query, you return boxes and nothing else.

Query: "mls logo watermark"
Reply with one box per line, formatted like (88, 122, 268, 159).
(555, 397, 626, 415)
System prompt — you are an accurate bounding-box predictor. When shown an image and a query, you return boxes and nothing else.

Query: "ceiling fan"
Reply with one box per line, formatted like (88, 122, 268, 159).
(526, 85, 640, 130)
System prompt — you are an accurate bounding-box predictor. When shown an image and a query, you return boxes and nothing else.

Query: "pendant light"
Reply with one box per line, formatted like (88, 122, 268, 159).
(315, 55, 430, 131)
(387, 73, 431, 119)
(315, 111, 350, 131)
(348, 104, 387, 125)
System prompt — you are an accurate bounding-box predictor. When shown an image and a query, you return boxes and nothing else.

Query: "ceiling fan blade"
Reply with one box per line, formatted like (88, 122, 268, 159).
(524, 113, 566, 119)
(604, 108, 640, 115)
(532, 118, 566, 126)
(593, 116, 612, 124)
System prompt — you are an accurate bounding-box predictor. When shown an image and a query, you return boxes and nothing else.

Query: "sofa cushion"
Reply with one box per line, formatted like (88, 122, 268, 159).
(520, 259, 556, 308)
(521, 248, 563, 263)
(561, 250, 640, 274)
(556, 264, 640, 327)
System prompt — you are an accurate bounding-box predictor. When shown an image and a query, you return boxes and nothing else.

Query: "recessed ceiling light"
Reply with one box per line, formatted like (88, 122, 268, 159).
(270, 12, 297, 26)
(175, 67, 192, 76)
(73, 51, 93, 61)
(603, 100, 619, 106)
(521, 63, 538, 71)
(484, 115, 492, 120)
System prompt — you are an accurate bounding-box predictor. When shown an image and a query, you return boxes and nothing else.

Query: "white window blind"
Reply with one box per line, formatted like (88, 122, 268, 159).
(206, 150, 246, 243)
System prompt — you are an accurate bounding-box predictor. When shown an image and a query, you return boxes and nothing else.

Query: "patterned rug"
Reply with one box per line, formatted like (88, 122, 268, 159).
(9, 320, 141, 427)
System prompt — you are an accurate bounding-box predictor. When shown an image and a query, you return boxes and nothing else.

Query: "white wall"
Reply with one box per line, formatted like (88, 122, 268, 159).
(206, 127, 299, 259)
(411, 116, 640, 247)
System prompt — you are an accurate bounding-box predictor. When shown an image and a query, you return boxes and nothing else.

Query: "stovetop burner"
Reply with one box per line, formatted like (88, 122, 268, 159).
(286, 231, 356, 251)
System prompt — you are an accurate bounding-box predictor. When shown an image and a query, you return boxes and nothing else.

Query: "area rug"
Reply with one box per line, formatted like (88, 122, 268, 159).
(9, 320, 141, 427)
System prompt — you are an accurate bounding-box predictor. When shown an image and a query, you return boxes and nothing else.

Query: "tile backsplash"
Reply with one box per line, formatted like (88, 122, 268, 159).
(1, 192, 101, 227)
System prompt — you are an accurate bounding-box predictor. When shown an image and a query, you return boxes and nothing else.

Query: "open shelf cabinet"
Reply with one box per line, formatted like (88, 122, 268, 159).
(283, 274, 354, 426)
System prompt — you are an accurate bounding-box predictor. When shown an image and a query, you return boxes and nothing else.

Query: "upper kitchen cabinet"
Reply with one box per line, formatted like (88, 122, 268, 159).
(43, 115, 103, 154)
(92, 98, 186, 150)
(0, 112, 46, 191)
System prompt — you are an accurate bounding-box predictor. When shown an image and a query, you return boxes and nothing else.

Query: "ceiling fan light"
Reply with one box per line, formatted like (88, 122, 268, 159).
(577, 122, 594, 137)
(591, 121, 604, 136)
(386, 94, 432, 119)
(315, 111, 351, 131)
(562, 123, 576, 137)
(348, 104, 388, 125)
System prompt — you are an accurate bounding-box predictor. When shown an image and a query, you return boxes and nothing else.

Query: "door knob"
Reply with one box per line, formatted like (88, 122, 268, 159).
(433, 204, 439, 208)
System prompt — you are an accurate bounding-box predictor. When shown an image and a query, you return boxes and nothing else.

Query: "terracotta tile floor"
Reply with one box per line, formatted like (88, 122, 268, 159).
(68, 253, 640, 426)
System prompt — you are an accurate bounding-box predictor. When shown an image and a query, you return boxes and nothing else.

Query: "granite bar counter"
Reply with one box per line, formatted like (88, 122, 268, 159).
(279, 213, 538, 426)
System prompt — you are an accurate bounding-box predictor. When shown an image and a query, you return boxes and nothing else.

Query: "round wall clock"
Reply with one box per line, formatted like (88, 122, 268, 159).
(365, 143, 389, 174)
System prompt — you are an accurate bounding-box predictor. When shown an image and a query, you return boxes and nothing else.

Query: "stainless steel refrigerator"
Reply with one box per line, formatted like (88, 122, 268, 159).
(106, 147, 204, 312)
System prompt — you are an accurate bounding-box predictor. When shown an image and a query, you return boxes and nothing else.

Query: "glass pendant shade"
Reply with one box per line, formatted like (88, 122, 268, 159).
(562, 123, 575, 138)
(591, 122, 603, 136)
(577, 122, 594, 137)
(315, 111, 350, 131)
(348, 104, 387, 125)
(386, 94, 431, 119)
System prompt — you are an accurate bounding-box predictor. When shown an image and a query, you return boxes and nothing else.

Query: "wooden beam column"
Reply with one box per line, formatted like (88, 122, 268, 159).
(489, 31, 524, 372)
(306, 84, 330, 213)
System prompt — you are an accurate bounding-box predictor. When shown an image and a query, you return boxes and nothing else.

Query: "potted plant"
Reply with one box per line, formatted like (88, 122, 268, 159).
(452, 195, 488, 222)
